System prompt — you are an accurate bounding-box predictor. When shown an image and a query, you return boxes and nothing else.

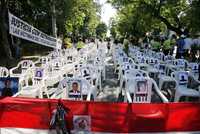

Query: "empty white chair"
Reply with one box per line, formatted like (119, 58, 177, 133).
(10, 60, 35, 77)
(0, 67, 9, 77)
(10, 60, 35, 90)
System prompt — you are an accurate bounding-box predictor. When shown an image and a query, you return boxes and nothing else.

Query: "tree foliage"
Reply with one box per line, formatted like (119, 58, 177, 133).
(109, 0, 200, 38)
(0, 0, 101, 59)
(96, 22, 107, 39)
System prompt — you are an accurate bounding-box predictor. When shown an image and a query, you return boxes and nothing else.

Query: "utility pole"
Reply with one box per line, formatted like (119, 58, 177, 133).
(50, 0, 57, 38)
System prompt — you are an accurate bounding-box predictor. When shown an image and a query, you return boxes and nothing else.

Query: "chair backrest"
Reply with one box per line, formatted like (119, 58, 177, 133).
(52, 59, 63, 70)
(125, 69, 149, 79)
(34, 67, 46, 80)
(20, 60, 34, 73)
(40, 56, 50, 65)
(173, 59, 188, 68)
(189, 63, 199, 73)
(10, 60, 35, 77)
(154, 64, 166, 75)
(137, 56, 146, 64)
(171, 71, 189, 85)
(0, 67, 9, 77)
(164, 55, 174, 61)
(122, 57, 129, 63)
(58, 77, 90, 100)
(157, 52, 165, 61)
(126, 77, 152, 103)
(79, 66, 92, 81)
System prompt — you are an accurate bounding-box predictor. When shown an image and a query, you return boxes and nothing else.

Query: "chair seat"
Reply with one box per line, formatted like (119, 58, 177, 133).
(177, 86, 199, 97)
(159, 76, 175, 89)
(18, 86, 41, 97)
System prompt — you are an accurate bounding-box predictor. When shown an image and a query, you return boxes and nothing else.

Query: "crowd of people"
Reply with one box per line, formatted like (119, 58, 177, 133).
(149, 34, 200, 61)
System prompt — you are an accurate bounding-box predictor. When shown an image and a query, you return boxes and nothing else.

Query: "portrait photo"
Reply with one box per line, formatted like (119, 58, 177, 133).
(68, 80, 82, 99)
(0, 78, 19, 97)
(178, 72, 188, 84)
(136, 80, 148, 94)
(35, 68, 44, 78)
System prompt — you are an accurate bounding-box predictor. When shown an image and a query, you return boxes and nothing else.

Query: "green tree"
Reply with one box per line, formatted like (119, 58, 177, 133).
(96, 22, 107, 39)
(64, 0, 101, 42)
(110, 0, 200, 37)
(0, 0, 101, 59)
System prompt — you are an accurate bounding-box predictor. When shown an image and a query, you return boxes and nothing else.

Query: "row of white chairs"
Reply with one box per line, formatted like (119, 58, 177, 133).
(114, 44, 200, 103)
(0, 42, 101, 100)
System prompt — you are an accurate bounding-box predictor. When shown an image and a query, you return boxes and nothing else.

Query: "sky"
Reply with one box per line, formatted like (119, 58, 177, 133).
(99, 0, 117, 26)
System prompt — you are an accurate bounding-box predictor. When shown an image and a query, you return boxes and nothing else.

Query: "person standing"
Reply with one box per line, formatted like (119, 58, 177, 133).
(176, 35, 185, 59)
(170, 35, 177, 55)
(183, 36, 193, 59)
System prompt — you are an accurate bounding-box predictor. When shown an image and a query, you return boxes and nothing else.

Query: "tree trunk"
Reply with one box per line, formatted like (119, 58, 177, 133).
(50, 0, 57, 38)
(0, 0, 13, 59)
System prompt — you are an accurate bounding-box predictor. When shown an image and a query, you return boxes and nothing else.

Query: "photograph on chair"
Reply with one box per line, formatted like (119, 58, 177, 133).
(141, 57, 145, 63)
(22, 61, 28, 67)
(68, 80, 82, 99)
(35, 68, 44, 78)
(159, 64, 165, 71)
(0, 78, 19, 97)
(82, 69, 90, 78)
(191, 63, 199, 72)
(67, 56, 73, 61)
(135, 80, 148, 94)
(123, 57, 128, 62)
(178, 72, 188, 84)
(178, 60, 185, 66)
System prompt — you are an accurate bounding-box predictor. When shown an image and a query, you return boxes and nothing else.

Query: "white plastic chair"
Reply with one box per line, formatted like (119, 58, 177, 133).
(0, 67, 9, 77)
(173, 59, 188, 69)
(51, 77, 98, 101)
(10, 60, 35, 90)
(188, 63, 199, 80)
(14, 67, 47, 98)
(120, 69, 149, 92)
(10, 60, 35, 77)
(124, 77, 168, 103)
(171, 71, 200, 102)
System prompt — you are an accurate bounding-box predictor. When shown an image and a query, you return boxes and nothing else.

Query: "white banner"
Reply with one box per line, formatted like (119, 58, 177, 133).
(9, 12, 62, 49)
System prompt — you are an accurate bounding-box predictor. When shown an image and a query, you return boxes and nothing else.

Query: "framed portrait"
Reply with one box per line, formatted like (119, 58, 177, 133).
(123, 57, 128, 62)
(190, 63, 199, 73)
(159, 64, 165, 71)
(178, 72, 188, 84)
(141, 57, 145, 63)
(22, 61, 28, 68)
(73, 115, 91, 131)
(0, 77, 19, 97)
(135, 79, 148, 94)
(81, 69, 90, 77)
(178, 60, 185, 65)
(67, 56, 73, 61)
(35, 68, 44, 78)
(68, 80, 82, 100)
